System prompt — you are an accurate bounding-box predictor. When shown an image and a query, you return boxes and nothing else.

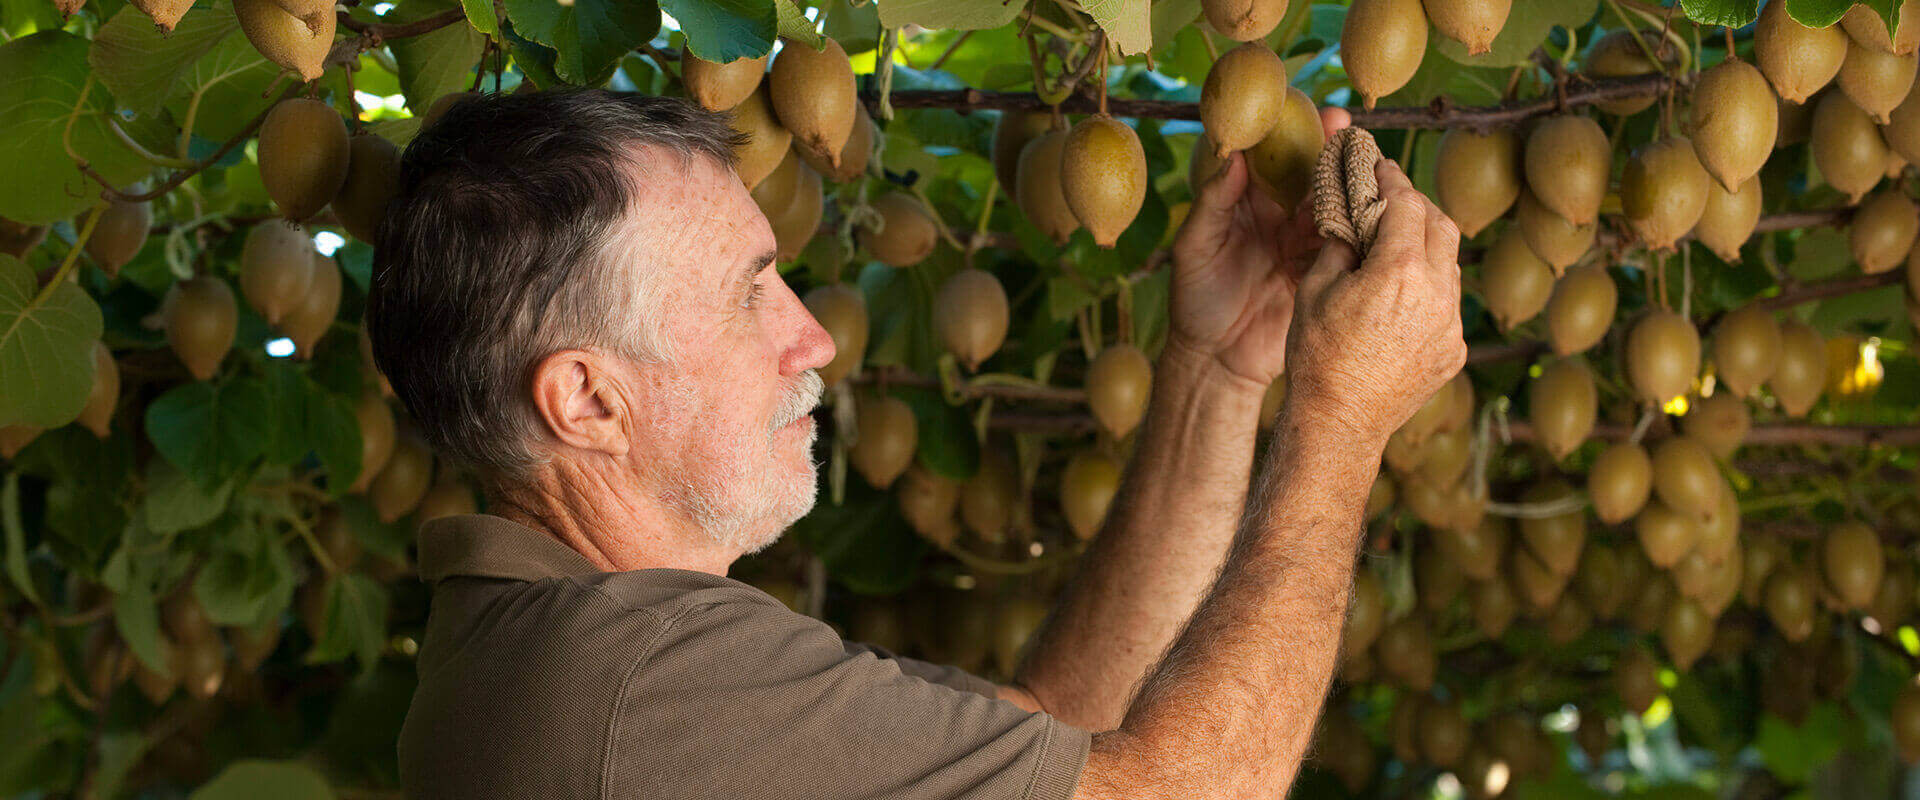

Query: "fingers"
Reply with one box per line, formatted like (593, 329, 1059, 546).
(1423, 197, 1461, 287)
(1187, 151, 1249, 230)
(1373, 157, 1414, 197)
(1319, 106, 1353, 141)
(1298, 238, 1355, 301)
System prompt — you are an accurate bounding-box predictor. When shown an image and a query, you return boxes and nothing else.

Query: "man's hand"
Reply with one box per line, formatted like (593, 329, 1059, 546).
(1167, 108, 1352, 388)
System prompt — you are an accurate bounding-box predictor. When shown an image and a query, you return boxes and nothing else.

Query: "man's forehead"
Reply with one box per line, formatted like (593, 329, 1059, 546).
(613, 146, 767, 278)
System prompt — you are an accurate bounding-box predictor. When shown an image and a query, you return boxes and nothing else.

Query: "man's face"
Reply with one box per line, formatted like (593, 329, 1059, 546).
(613, 149, 835, 554)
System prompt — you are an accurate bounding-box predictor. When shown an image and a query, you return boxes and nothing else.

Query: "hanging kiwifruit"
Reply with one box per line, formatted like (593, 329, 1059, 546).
(768, 165, 823, 261)
(1513, 545, 1571, 609)
(414, 477, 477, 522)
(1636, 500, 1699, 568)
(993, 111, 1054, 195)
(1087, 344, 1153, 439)
(850, 395, 917, 490)
(1882, 82, 1920, 162)
(1838, 36, 1920, 121)
(1693, 479, 1741, 558)
(1389, 693, 1427, 763)
(1700, 540, 1744, 615)
(233, 0, 332, 81)
(1661, 597, 1713, 671)
(1870, 558, 1916, 628)
(258, 98, 350, 221)
(163, 277, 237, 381)
(1418, 699, 1471, 769)
(801, 284, 868, 386)
(1543, 593, 1593, 644)
(1850, 190, 1920, 272)
(802, 102, 874, 183)
(1469, 575, 1519, 638)
(1615, 647, 1662, 713)
(1317, 714, 1376, 794)
(227, 620, 281, 673)
(372, 434, 433, 523)
(1061, 452, 1121, 541)
(750, 149, 805, 218)
(682, 51, 768, 112)
(1690, 60, 1780, 191)
(1771, 319, 1829, 416)
(1201, 43, 1289, 157)
(1516, 189, 1595, 273)
(1575, 542, 1626, 619)
(349, 392, 395, 493)
(933, 269, 1010, 371)
(239, 222, 314, 326)
(960, 450, 1018, 543)
(728, 87, 792, 189)
(1622, 137, 1711, 249)
(77, 343, 118, 438)
(1711, 305, 1781, 398)
(1519, 480, 1586, 576)
(1061, 116, 1148, 248)
(331, 133, 401, 243)
(1376, 616, 1435, 690)
(1017, 126, 1081, 244)
(1742, 536, 1785, 605)
(1766, 564, 1818, 641)
(1650, 436, 1723, 520)
(313, 511, 362, 571)
(1693, 175, 1763, 262)
(1423, 0, 1509, 56)
(1682, 392, 1750, 461)
(859, 192, 939, 268)
(1588, 442, 1652, 525)
(1434, 128, 1521, 238)
(1246, 87, 1325, 212)
(82, 199, 149, 275)
(898, 463, 961, 546)
(1437, 516, 1506, 581)
(1756, 0, 1848, 103)
(1417, 427, 1471, 487)
(1341, 0, 1428, 109)
(769, 37, 857, 168)
(128, 0, 194, 29)
(1344, 570, 1387, 652)
(1845, 2, 1920, 55)
(1479, 230, 1555, 332)
(1529, 358, 1597, 461)
(1626, 310, 1700, 404)
(1584, 30, 1673, 115)
(992, 595, 1048, 677)
(1397, 373, 1460, 448)
(1825, 521, 1885, 609)
(1781, 93, 1818, 148)
(1545, 264, 1617, 356)
(1202, 0, 1288, 41)
(1524, 115, 1611, 225)
(281, 251, 341, 357)
(1811, 90, 1893, 201)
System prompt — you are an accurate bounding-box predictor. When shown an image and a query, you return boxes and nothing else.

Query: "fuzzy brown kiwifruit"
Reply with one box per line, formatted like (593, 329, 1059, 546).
(1771, 319, 1829, 416)
(1017, 127, 1081, 244)
(1850, 189, 1920, 273)
(1202, 0, 1288, 41)
(1584, 30, 1674, 115)
(1693, 175, 1763, 262)
(1524, 115, 1611, 225)
(1528, 357, 1596, 461)
(1424, 0, 1510, 56)
(239, 221, 315, 326)
(1839, 36, 1920, 122)
(1246, 86, 1325, 212)
(1519, 480, 1586, 576)
(233, 0, 334, 81)
(1515, 188, 1596, 272)
(163, 277, 238, 381)
(1661, 597, 1713, 671)
(1469, 574, 1519, 638)
(1200, 43, 1289, 157)
(1650, 435, 1723, 521)
(1376, 615, 1435, 690)
(1436, 516, 1506, 581)
(1060, 451, 1121, 541)
(1479, 229, 1556, 332)
(897, 463, 961, 547)
(858, 192, 939, 268)
(1341, 0, 1428, 109)
(769, 37, 857, 168)
(1811, 90, 1893, 201)
(1625, 310, 1700, 404)
(414, 478, 478, 523)
(850, 394, 917, 490)
(682, 50, 768, 113)
(960, 450, 1018, 543)
(1689, 60, 1779, 191)
(1545, 264, 1617, 356)
(77, 343, 118, 438)
(349, 392, 394, 493)
(767, 164, 823, 261)
(1588, 442, 1653, 525)
(1824, 521, 1885, 609)
(1621, 136, 1711, 250)
(257, 98, 350, 221)
(371, 434, 432, 523)
(82, 199, 149, 275)
(1881, 80, 1920, 163)
(801, 102, 874, 183)
(1756, 0, 1848, 103)
(728, 87, 793, 189)
(993, 111, 1054, 196)
(1434, 128, 1521, 238)
(1061, 116, 1149, 248)
(1682, 392, 1750, 461)
(1635, 499, 1700, 568)
(1843, 2, 1920, 55)
(933, 269, 1010, 371)
(1711, 304, 1781, 398)
(802, 284, 868, 386)
(1086, 343, 1153, 439)
(331, 133, 401, 243)
(281, 251, 341, 357)
(1766, 564, 1818, 641)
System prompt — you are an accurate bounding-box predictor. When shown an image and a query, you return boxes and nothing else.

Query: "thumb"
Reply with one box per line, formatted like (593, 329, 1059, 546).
(1298, 237, 1355, 302)
(1189, 151, 1248, 230)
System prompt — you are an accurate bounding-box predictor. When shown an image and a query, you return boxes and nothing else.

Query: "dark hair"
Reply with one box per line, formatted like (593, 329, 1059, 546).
(366, 89, 743, 476)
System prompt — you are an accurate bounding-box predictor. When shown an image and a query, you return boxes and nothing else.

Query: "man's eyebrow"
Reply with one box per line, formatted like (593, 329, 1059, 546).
(735, 251, 776, 292)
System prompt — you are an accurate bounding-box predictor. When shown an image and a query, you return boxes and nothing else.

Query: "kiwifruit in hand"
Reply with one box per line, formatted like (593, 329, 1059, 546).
(1516, 189, 1595, 273)
(897, 463, 961, 546)
(1661, 597, 1713, 671)
(1246, 87, 1324, 211)
(1480, 230, 1555, 332)
(1060, 451, 1121, 541)
(1622, 137, 1711, 250)
(1416, 427, 1470, 487)
(1513, 545, 1571, 609)
(1017, 127, 1081, 244)
(802, 284, 868, 386)
(1683, 392, 1750, 461)
(1341, 0, 1427, 109)
(1529, 358, 1597, 461)
(728, 87, 792, 189)
(234, 0, 333, 83)
(1696, 175, 1763, 263)
(1201, 43, 1288, 157)
(82, 199, 149, 275)
(1519, 481, 1586, 575)
(960, 450, 1018, 543)
(1838, 36, 1920, 121)
(1416, 539, 1467, 612)
(1636, 499, 1699, 568)
(1202, 0, 1287, 41)
(1588, 442, 1652, 524)
(1344, 570, 1387, 652)
(1811, 90, 1893, 201)
(1850, 190, 1920, 272)
(1418, 699, 1471, 769)
(859, 192, 939, 267)
(1585, 31, 1672, 115)
(1545, 265, 1617, 356)
(1524, 115, 1611, 225)
(1087, 343, 1153, 438)
(331, 133, 401, 243)
(1756, 0, 1848, 103)
(1437, 515, 1506, 581)
(1844, 2, 1920, 55)
(414, 478, 477, 522)
(1376, 615, 1435, 690)
(768, 165, 823, 261)
(933, 269, 1009, 371)
(1766, 564, 1818, 641)
(1424, 0, 1509, 56)
(164, 277, 237, 381)
(1651, 435, 1723, 520)
(1881, 82, 1920, 162)
(769, 37, 857, 168)
(683, 50, 768, 112)
(850, 394, 917, 489)
(1469, 575, 1518, 638)
(258, 98, 349, 221)
(0, 217, 46, 258)
(993, 111, 1054, 196)
(1690, 61, 1780, 191)
(281, 252, 340, 357)
(1626, 310, 1700, 404)
(77, 342, 118, 438)
(802, 102, 873, 183)
(239, 221, 315, 326)
(1435, 128, 1521, 238)
(1061, 116, 1149, 248)
(1825, 521, 1885, 609)
(372, 434, 432, 523)
(1771, 319, 1829, 416)
(1711, 305, 1780, 398)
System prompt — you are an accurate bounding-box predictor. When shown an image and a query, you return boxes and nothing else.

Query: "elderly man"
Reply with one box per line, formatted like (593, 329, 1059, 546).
(368, 89, 1463, 799)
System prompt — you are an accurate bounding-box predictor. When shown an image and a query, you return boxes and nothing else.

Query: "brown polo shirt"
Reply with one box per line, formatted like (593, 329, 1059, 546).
(397, 514, 1091, 799)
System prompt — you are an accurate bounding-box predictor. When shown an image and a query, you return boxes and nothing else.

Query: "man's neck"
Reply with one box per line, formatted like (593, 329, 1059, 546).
(483, 459, 738, 576)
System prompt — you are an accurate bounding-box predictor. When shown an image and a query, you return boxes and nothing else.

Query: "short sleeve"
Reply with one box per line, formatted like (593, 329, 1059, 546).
(605, 600, 1091, 800)
(842, 641, 1003, 699)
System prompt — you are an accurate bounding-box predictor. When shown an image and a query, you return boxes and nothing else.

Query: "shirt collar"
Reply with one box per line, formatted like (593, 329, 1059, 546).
(416, 514, 604, 584)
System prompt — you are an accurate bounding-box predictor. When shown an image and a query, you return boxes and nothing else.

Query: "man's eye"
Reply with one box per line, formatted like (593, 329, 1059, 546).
(745, 281, 766, 308)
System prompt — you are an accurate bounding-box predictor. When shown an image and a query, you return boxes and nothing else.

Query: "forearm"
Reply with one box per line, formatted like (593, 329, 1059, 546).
(1016, 340, 1266, 732)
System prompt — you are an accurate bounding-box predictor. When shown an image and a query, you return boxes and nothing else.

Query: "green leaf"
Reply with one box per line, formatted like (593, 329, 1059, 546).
(189, 760, 334, 800)
(1434, 0, 1600, 68)
(661, 0, 776, 63)
(877, 0, 1026, 32)
(775, 0, 822, 48)
(1680, 0, 1761, 26)
(1149, 0, 1201, 53)
(900, 387, 977, 479)
(0, 31, 151, 223)
(306, 573, 389, 671)
(158, 14, 280, 143)
(145, 377, 273, 490)
(461, 0, 500, 37)
(113, 586, 169, 675)
(143, 458, 233, 535)
(0, 253, 103, 428)
(1, 474, 39, 605)
(1755, 703, 1846, 783)
(1786, 0, 1871, 28)
(391, 0, 488, 113)
(261, 361, 362, 489)
(193, 517, 293, 627)
(817, 0, 871, 53)
(1081, 0, 1153, 55)
(790, 479, 927, 594)
(88, 3, 239, 116)
(502, 0, 660, 85)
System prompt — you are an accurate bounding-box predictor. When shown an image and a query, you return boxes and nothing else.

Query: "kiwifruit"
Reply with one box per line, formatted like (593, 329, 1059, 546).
(234, 0, 334, 82)
(1060, 451, 1120, 541)
(1398, 373, 1461, 448)
(1479, 229, 1555, 332)
(371, 434, 432, 523)
(1635, 499, 1699, 568)
(1201, 43, 1288, 157)
(727, 87, 792, 189)
(1811, 90, 1893, 201)
(1870, 555, 1916, 626)
(314, 511, 361, 570)
(1544, 265, 1616, 357)
(239, 222, 315, 325)
(992, 595, 1048, 677)
(750, 149, 805, 218)
(1524, 115, 1611, 225)
(1896, 684, 1920, 763)
(1443, 480, 1487, 534)
(1384, 426, 1429, 475)
(1344, 570, 1387, 652)
(1061, 116, 1149, 248)
(414, 478, 477, 522)
(1515, 189, 1596, 273)
(349, 392, 395, 493)
(1513, 545, 1570, 609)
(1544, 593, 1593, 644)
(768, 165, 823, 261)
(1825, 521, 1885, 609)
(1437, 516, 1506, 581)
(1845, 2, 1920, 55)
(1424, 0, 1510, 56)
(1574, 542, 1625, 619)
(1625, 310, 1700, 404)
(128, 0, 195, 30)
(77, 342, 118, 438)
(1434, 128, 1521, 238)
(1418, 699, 1471, 769)
(227, 621, 281, 672)
(769, 37, 857, 168)
(1202, 0, 1288, 41)
(897, 463, 961, 546)
(682, 50, 768, 112)
(801, 284, 868, 386)
(1681, 396, 1746, 464)
(1881, 81, 1920, 162)
(1892, 145, 1914, 177)
(992, 111, 1054, 196)
(1650, 436, 1722, 520)
(1673, 546, 1719, 599)
(1771, 319, 1829, 416)
(1615, 646, 1662, 713)
(1622, 137, 1711, 250)
(858, 192, 939, 267)
(849, 394, 917, 489)
(1246, 87, 1324, 211)
(960, 450, 1018, 543)
(1689, 61, 1780, 193)
(1340, 0, 1428, 109)
(1519, 481, 1586, 575)
(1317, 713, 1376, 794)
(1529, 358, 1597, 461)
(1416, 544, 1466, 612)
(1661, 597, 1713, 671)
(1086, 344, 1153, 439)
(932, 269, 1009, 371)
(802, 102, 874, 183)
(331, 133, 401, 243)
(1839, 36, 1920, 121)
(1741, 536, 1784, 605)
(1260, 376, 1288, 432)
(1376, 616, 1435, 690)
(163, 277, 237, 381)
(0, 217, 46, 258)
(82, 199, 150, 275)
(1766, 564, 1818, 641)
(259, 100, 350, 221)
(281, 251, 340, 357)
(1756, 1, 1848, 103)
(1699, 539, 1744, 615)
(1584, 30, 1672, 114)
(1851, 190, 1920, 272)
(174, 635, 226, 700)
(1693, 175, 1763, 262)
(1017, 127, 1081, 244)
(1416, 427, 1470, 487)
(1469, 575, 1518, 638)
(1389, 692, 1426, 763)
(1442, 372, 1477, 433)
(1711, 305, 1780, 398)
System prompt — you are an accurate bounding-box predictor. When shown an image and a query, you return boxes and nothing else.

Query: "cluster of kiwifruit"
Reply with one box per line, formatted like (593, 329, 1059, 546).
(997, 105, 1151, 250)
(109, 0, 336, 82)
(1336, 0, 1514, 109)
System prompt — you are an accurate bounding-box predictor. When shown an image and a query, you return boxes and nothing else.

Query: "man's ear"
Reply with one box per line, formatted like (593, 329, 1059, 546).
(528, 350, 631, 459)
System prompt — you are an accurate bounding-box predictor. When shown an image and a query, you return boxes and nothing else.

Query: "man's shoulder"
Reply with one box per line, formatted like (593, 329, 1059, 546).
(567, 567, 789, 620)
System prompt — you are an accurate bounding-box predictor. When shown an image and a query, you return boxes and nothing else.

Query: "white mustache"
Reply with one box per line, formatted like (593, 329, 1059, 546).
(769, 370, 825, 433)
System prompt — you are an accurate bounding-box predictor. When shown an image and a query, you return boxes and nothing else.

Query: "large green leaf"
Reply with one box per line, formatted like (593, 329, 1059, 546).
(1081, 0, 1153, 55)
(1150, 0, 1201, 52)
(1755, 703, 1846, 783)
(0, 254, 103, 429)
(144, 377, 274, 490)
(1434, 0, 1600, 68)
(461, 0, 500, 37)
(88, 3, 239, 116)
(877, 0, 1027, 32)
(0, 31, 150, 224)
(261, 361, 362, 491)
(391, 0, 488, 114)
(1786, 0, 1857, 26)
(113, 586, 169, 674)
(305, 572, 389, 671)
(143, 458, 233, 534)
(661, 0, 776, 63)
(158, 20, 280, 143)
(1680, 0, 1761, 27)
(502, 0, 660, 85)
(193, 517, 294, 627)
(189, 760, 334, 800)
(790, 480, 928, 595)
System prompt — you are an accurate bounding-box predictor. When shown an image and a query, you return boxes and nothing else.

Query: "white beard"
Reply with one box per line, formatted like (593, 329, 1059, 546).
(663, 369, 823, 554)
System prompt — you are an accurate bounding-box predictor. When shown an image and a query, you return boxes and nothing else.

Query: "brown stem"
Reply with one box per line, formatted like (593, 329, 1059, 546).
(334, 7, 467, 42)
(1503, 420, 1920, 448)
